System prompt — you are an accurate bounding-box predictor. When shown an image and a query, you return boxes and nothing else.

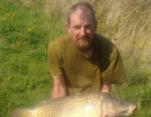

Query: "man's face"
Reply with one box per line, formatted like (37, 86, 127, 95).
(67, 9, 96, 51)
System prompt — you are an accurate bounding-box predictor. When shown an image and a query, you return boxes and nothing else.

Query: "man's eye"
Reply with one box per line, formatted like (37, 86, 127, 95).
(74, 25, 81, 30)
(85, 25, 93, 29)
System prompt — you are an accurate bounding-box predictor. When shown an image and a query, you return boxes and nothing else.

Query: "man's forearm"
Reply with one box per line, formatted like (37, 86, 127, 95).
(51, 75, 67, 99)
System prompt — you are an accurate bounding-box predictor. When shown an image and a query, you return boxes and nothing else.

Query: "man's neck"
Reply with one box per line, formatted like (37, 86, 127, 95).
(79, 46, 94, 58)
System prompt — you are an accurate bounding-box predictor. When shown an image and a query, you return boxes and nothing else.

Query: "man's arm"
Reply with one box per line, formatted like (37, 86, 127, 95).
(51, 75, 67, 99)
(101, 46, 127, 89)
(101, 83, 111, 93)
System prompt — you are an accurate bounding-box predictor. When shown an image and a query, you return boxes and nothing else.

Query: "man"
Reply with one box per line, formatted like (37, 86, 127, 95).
(48, 2, 126, 99)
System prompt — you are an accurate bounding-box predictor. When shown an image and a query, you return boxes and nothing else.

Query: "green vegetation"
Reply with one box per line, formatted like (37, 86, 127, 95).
(0, 0, 57, 116)
(0, 0, 151, 116)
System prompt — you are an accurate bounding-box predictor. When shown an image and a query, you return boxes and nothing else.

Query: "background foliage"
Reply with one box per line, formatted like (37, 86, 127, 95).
(0, 0, 151, 116)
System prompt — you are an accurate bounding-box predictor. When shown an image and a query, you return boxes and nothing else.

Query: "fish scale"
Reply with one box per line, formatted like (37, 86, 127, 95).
(11, 93, 137, 117)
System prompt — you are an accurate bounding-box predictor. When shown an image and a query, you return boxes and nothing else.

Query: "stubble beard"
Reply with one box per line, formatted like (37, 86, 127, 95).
(76, 36, 93, 52)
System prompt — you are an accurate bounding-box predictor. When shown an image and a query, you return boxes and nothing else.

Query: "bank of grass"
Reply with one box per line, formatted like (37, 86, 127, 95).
(0, 0, 151, 117)
(0, 0, 59, 116)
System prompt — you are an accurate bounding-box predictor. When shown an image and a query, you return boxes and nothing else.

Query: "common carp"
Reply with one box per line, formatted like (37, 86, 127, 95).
(11, 93, 137, 117)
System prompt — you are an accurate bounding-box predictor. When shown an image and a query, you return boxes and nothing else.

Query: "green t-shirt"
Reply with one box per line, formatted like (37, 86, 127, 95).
(48, 34, 126, 95)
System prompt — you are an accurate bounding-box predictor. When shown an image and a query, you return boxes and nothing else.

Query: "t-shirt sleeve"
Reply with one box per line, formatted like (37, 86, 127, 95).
(101, 46, 127, 84)
(48, 41, 63, 77)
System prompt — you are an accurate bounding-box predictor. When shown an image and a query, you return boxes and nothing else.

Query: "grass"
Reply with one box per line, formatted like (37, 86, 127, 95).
(0, 0, 151, 116)
(0, 0, 54, 116)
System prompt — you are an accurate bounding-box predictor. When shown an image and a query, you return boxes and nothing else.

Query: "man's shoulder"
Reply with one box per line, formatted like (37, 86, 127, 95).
(48, 34, 71, 52)
(95, 34, 114, 46)
(94, 34, 116, 52)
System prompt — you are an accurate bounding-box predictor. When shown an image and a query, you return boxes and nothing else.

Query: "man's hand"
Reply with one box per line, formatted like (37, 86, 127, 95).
(101, 83, 111, 93)
(51, 75, 67, 99)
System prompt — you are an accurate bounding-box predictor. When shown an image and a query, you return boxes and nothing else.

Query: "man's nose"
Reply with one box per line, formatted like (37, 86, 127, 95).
(80, 27, 87, 36)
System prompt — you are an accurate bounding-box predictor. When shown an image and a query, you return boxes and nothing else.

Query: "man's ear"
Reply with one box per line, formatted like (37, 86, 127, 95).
(94, 20, 97, 31)
(66, 22, 71, 33)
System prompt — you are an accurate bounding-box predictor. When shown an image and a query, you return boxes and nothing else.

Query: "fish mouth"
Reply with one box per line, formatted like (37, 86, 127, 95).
(132, 106, 138, 113)
(128, 104, 138, 115)
(119, 104, 138, 116)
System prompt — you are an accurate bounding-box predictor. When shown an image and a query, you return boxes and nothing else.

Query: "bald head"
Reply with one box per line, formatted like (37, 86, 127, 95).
(67, 2, 96, 25)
